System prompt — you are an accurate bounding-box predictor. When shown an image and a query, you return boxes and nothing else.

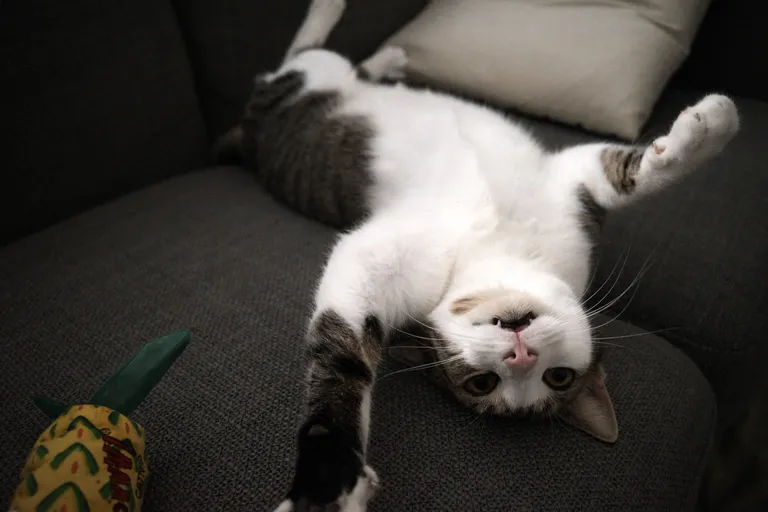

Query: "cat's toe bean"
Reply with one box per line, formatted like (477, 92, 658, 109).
(646, 135, 671, 169)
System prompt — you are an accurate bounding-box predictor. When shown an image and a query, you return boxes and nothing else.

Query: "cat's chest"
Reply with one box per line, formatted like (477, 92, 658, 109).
(466, 200, 591, 289)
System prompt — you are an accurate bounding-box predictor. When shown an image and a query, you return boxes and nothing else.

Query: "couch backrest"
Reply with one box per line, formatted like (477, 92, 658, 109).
(173, 0, 429, 142)
(672, 0, 768, 101)
(0, 0, 209, 245)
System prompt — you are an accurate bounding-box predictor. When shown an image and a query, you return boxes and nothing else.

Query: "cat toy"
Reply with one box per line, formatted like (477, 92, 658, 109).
(10, 330, 191, 512)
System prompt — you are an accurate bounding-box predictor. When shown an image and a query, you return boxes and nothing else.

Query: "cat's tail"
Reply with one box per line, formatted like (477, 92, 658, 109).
(213, 124, 245, 165)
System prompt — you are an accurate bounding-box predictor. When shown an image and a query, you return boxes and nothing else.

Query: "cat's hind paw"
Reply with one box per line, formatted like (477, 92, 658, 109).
(647, 94, 739, 171)
(359, 47, 409, 82)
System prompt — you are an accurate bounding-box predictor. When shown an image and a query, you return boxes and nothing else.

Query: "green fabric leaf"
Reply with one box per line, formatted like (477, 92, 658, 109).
(89, 330, 191, 415)
(32, 395, 69, 421)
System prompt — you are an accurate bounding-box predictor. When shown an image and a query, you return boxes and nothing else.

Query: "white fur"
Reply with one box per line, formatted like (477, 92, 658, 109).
(298, 48, 738, 414)
(272, 25, 738, 510)
(274, 467, 378, 512)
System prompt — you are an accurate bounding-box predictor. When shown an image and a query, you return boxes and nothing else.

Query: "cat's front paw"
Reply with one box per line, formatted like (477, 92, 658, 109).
(647, 94, 740, 170)
(274, 422, 379, 512)
(275, 465, 378, 512)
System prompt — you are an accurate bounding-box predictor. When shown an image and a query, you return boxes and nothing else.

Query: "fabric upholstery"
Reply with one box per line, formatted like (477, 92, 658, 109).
(672, 0, 768, 103)
(384, 0, 710, 140)
(0, 0, 208, 245)
(0, 167, 715, 510)
(517, 89, 768, 427)
(172, 0, 429, 140)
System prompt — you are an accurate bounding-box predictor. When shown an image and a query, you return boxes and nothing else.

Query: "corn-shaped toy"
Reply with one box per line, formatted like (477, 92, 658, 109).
(10, 331, 190, 512)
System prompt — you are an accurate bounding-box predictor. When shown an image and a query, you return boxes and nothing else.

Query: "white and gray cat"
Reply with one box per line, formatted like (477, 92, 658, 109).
(217, 1, 740, 510)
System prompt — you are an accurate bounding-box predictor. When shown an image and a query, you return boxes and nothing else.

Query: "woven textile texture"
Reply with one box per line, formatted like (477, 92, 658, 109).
(1, 167, 714, 511)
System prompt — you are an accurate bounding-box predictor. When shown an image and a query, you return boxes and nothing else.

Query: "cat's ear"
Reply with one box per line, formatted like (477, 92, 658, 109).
(562, 364, 618, 443)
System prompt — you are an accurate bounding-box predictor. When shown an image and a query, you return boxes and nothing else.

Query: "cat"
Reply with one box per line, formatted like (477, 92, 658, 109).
(216, 1, 740, 510)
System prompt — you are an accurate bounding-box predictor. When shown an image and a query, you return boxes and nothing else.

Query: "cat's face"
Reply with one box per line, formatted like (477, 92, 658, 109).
(390, 279, 618, 442)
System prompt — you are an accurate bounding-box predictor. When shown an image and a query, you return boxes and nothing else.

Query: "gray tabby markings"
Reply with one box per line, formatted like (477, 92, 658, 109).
(233, 70, 374, 229)
(307, 310, 383, 387)
(600, 146, 645, 194)
(290, 311, 385, 504)
(302, 311, 384, 452)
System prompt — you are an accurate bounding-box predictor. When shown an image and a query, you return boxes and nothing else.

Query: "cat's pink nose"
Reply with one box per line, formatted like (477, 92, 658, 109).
(504, 339, 538, 369)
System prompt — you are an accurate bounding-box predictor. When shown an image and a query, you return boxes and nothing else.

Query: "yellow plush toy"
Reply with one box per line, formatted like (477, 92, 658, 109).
(10, 331, 190, 512)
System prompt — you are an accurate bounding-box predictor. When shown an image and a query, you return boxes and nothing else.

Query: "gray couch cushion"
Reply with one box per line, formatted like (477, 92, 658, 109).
(0, 168, 714, 510)
(173, 0, 429, 138)
(515, 89, 768, 428)
(0, 0, 208, 245)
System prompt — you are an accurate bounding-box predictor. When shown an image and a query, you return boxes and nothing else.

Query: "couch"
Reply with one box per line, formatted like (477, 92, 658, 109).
(1, 1, 766, 510)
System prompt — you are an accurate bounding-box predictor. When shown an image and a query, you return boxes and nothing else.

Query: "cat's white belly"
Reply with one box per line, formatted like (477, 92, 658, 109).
(342, 83, 540, 203)
(340, 82, 592, 296)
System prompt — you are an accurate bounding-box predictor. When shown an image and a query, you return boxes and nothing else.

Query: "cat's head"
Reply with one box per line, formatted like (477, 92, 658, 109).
(389, 277, 617, 443)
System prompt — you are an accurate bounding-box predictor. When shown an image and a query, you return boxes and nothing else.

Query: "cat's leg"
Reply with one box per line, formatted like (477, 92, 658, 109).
(214, 0, 347, 161)
(550, 94, 740, 209)
(282, 0, 346, 64)
(278, 44, 408, 94)
(357, 46, 409, 82)
(278, 1, 409, 92)
(273, 226, 412, 512)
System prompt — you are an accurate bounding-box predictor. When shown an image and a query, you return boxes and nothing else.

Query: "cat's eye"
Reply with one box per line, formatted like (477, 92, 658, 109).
(463, 372, 500, 396)
(543, 367, 575, 390)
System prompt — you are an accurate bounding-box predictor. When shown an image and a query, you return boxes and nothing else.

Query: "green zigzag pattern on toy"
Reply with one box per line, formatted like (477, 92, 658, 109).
(50, 443, 99, 476)
(67, 416, 103, 439)
(35, 444, 49, 459)
(25, 474, 38, 496)
(36, 482, 90, 512)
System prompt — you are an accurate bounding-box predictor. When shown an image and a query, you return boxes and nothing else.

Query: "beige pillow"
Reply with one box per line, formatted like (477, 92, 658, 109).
(383, 0, 712, 140)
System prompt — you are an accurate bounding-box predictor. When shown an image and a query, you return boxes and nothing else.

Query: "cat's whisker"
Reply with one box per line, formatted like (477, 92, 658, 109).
(457, 406, 489, 432)
(586, 276, 644, 322)
(582, 246, 630, 306)
(379, 317, 480, 348)
(376, 354, 463, 382)
(586, 249, 657, 319)
(581, 251, 604, 301)
(587, 241, 661, 318)
(591, 341, 633, 350)
(593, 327, 680, 341)
(402, 309, 489, 345)
(585, 247, 631, 314)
